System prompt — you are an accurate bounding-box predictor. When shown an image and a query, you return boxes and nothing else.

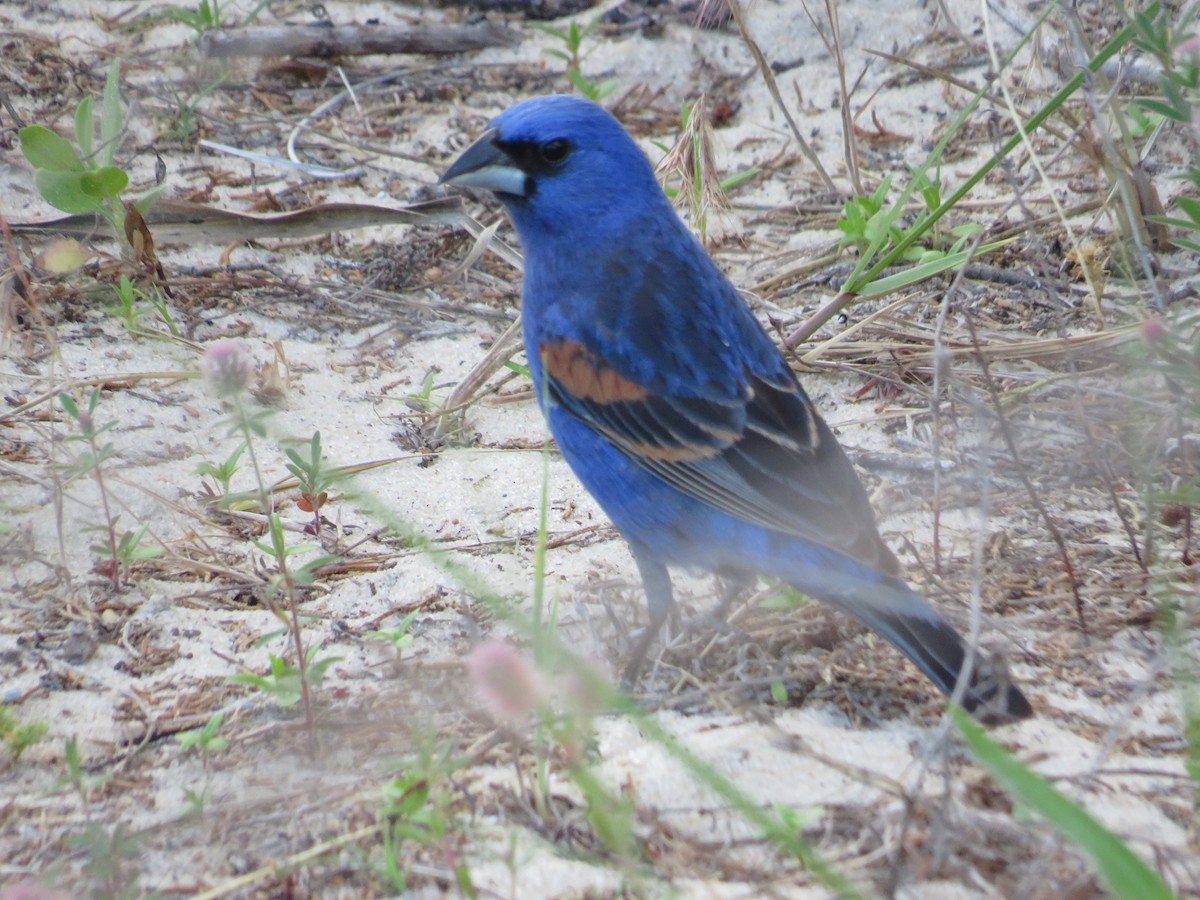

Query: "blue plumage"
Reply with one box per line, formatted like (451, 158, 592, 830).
(442, 95, 1030, 722)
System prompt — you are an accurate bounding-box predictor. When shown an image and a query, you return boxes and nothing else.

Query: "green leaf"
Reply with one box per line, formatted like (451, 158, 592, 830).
(857, 238, 1013, 297)
(720, 166, 761, 192)
(1147, 215, 1199, 231)
(59, 393, 79, 419)
(1134, 97, 1189, 122)
(100, 58, 123, 167)
(80, 166, 129, 200)
(1174, 196, 1200, 224)
(35, 170, 102, 214)
(952, 708, 1173, 900)
(19, 125, 84, 172)
(75, 97, 94, 159)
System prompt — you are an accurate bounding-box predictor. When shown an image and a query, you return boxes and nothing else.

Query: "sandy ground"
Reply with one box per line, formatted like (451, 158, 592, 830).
(1, 0, 1198, 897)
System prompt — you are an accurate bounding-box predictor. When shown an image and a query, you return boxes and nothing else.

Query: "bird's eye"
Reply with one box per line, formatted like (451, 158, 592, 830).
(540, 138, 571, 165)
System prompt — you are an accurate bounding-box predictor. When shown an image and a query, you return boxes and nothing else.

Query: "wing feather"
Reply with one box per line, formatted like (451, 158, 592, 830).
(541, 339, 898, 571)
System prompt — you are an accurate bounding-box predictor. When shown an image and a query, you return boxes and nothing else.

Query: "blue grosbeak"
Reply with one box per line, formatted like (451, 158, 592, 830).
(442, 96, 1031, 722)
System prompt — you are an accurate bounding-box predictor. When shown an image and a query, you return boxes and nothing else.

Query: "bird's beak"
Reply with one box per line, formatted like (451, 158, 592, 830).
(439, 128, 529, 197)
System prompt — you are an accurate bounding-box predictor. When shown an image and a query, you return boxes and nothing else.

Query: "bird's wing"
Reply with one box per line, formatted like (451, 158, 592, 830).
(539, 338, 895, 570)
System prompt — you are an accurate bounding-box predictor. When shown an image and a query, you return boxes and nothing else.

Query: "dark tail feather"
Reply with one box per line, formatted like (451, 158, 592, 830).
(865, 608, 1032, 724)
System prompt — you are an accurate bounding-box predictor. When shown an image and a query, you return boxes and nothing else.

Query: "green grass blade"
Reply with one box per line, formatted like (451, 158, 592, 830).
(844, 5, 1153, 296)
(952, 708, 1174, 900)
(856, 238, 1014, 297)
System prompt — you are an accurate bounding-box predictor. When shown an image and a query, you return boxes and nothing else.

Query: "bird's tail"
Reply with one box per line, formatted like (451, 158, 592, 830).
(748, 540, 1032, 723)
(841, 596, 1032, 724)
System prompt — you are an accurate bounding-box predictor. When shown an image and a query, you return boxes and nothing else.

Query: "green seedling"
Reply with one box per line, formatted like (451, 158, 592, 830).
(835, 173, 1005, 298)
(165, 73, 229, 142)
(285, 431, 336, 537)
(150, 0, 269, 38)
(162, 0, 222, 36)
(375, 744, 474, 896)
(68, 822, 144, 900)
(252, 513, 338, 599)
(200, 346, 340, 736)
(103, 275, 179, 336)
(533, 17, 617, 102)
(194, 442, 247, 496)
(19, 59, 131, 246)
(228, 648, 342, 709)
(60, 390, 162, 590)
(774, 803, 824, 833)
(0, 707, 48, 762)
(405, 370, 443, 413)
(369, 609, 420, 657)
(182, 787, 211, 816)
(59, 736, 111, 804)
(176, 711, 228, 756)
(89, 523, 163, 579)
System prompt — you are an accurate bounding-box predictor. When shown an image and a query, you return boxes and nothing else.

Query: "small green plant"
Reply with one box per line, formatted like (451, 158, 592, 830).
(165, 75, 228, 142)
(834, 172, 1002, 297)
(176, 711, 229, 757)
(284, 431, 336, 537)
(202, 342, 344, 734)
(60, 390, 162, 590)
(19, 60, 131, 245)
(1130, 12, 1199, 128)
(68, 822, 145, 900)
(162, 0, 222, 36)
(253, 513, 337, 598)
(0, 707, 48, 762)
(375, 744, 474, 895)
(244, 513, 339, 717)
(773, 803, 823, 833)
(228, 647, 342, 709)
(59, 736, 110, 804)
(1129, 12, 1200, 252)
(177, 713, 228, 816)
(182, 786, 210, 816)
(194, 441, 247, 496)
(533, 17, 617, 101)
(405, 370, 443, 413)
(90, 524, 163, 579)
(154, 0, 269, 37)
(369, 609, 420, 657)
(103, 275, 179, 336)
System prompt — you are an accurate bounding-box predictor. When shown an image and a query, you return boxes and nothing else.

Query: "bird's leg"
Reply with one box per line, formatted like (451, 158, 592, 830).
(621, 545, 677, 687)
(702, 569, 756, 632)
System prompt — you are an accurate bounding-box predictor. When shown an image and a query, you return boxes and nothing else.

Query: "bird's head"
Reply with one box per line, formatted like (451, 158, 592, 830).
(440, 95, 668, 247)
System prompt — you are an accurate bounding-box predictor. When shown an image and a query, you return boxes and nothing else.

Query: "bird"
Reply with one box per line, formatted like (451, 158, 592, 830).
(441, 95, 1031, 723)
